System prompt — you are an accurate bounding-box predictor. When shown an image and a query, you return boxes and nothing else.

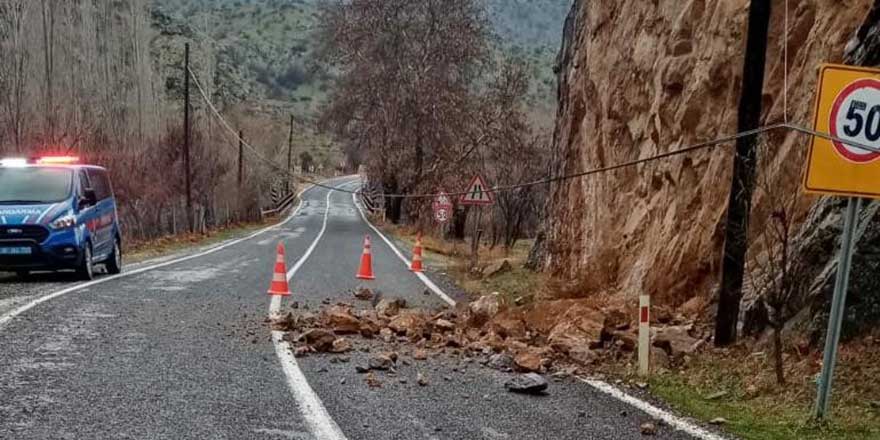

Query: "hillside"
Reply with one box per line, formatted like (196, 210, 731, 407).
(150, 0, 570, 126)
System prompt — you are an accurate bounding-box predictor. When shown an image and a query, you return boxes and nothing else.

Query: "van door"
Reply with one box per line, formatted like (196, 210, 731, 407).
(76, 170, 100, 253)
(85, 168, 115, 258)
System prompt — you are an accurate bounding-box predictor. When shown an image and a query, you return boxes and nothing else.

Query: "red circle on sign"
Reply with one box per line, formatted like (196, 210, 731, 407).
(829, 78, 880, 163)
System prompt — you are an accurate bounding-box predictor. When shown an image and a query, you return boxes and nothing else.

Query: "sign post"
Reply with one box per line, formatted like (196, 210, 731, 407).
(804, 64, 880, 419)
(460, 175, 494, 268)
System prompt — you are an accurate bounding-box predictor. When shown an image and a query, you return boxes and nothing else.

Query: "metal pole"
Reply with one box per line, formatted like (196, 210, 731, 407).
(287, 115, 294, 193)
(815, 197, 861, 419)
(238, 130, 244, 188)
(183, 43, 193, 233)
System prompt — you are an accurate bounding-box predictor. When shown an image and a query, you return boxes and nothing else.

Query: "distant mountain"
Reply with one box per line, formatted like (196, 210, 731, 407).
(150, 0, 571, 124)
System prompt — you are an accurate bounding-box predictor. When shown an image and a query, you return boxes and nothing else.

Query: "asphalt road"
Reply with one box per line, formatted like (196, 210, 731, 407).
(0, 176, 724, 440)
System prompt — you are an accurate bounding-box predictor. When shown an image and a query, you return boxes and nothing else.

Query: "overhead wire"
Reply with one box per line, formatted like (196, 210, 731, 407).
(187, 67, 880, 202)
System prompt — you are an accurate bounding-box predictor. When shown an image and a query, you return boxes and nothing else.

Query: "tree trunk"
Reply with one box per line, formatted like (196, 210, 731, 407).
(715, 0, 772, 346)
(773, 324, 785, 384)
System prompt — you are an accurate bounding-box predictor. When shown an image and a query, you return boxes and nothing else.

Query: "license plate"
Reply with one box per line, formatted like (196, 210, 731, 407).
(0, 247, 32, 255)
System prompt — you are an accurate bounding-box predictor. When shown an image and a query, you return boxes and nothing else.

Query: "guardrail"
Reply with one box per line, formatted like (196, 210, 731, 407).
(261, 191, 297, 217)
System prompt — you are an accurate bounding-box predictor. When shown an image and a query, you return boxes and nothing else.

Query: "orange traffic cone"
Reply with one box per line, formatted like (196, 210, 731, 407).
(410, 233, 423, 272)
(356, 235, 376, 280)
(268, 242, 292, 296)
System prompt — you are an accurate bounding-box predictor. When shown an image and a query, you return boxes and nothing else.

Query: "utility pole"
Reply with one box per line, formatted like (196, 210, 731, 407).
(238, 130, 244, 188)
(183, 43, 193, 233)
(287, 115, 294, 193)
(714, 0, 772, 346)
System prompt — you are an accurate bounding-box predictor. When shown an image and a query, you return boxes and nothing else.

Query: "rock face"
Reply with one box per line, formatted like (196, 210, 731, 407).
(537, 0, 878, 333)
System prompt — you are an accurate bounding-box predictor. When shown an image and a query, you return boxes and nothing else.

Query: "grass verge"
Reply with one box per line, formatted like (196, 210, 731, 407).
(124, 217, 280, 264)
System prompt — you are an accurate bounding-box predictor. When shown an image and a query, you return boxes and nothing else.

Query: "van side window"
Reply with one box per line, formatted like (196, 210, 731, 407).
(86, 169, 113, 201)
(78, 171, 91, 197)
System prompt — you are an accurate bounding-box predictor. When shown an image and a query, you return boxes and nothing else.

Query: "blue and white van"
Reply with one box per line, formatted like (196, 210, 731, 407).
(0, 157, 122, 280)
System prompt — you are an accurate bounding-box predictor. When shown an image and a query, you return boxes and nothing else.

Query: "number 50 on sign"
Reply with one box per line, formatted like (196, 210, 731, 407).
(805, 64, 880, 198)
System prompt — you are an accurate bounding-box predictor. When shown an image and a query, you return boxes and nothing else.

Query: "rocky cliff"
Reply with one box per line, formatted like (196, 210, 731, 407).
(539, 0, 878, 330)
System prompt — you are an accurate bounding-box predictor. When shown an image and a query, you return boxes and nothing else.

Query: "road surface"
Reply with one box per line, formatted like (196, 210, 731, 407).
(0, 177, 725, 440)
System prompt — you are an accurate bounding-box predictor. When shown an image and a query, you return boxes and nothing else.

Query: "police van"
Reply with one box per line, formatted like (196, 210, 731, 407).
(0, 156, 122, 280)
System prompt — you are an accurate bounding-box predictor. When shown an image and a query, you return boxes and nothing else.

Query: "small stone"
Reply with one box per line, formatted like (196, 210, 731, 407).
(443, 376, 452, 381)
(488, 353, 514, 370)
(365, 372, 382, 388)
(504, 373, 549, 394)
(353, 286, 374, 300)
(640, 422, 657, 436)
(705, 390, 729, 401)
(340, 378, 346, 385)
(578, 410, 587, 418)
(399, 378, 408, 384)
(338, 356, 351, 363)
(330, 338, 353, 353)
(433, 319, 455, 332)
(368, 354, 393, 371)
(355, 365, 370, 374)
(709, 418, 727, 425)
(636, 382, 648, 390)
(413, 349, 429, 360)
(621, 411, 628, 417)
(417, 372, 428, 386)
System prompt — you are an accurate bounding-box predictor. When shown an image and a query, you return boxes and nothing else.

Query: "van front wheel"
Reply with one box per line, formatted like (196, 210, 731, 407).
(76, 244, 95, 281)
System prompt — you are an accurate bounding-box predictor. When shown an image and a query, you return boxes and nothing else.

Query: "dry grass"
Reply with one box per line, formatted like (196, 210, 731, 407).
(641, 331, 880, 440)
(125, 217, 279, 263)
(377, 222, 550, 303)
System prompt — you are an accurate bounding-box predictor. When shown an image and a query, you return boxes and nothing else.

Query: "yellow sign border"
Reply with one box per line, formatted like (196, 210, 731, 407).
(804, 63, 880, 199)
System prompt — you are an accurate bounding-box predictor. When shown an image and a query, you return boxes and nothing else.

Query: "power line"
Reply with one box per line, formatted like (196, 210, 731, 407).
(187, 68, 880, 201)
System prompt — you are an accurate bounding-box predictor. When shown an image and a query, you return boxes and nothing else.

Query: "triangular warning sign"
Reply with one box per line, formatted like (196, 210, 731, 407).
(460, 175, 494, 205)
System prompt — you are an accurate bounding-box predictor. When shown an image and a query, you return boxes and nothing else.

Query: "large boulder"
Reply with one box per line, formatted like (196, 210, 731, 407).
(321, 305, 361, 334)
(468, 294, 501, 326)
(652, 324, 701, 356)
(547, 306, 605, 354)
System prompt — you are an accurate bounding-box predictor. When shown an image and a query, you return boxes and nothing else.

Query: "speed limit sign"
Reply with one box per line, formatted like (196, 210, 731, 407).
(805, 64, 880, 198)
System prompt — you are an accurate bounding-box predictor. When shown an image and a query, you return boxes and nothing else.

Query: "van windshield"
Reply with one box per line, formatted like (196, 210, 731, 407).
(0, 167, 73, 204)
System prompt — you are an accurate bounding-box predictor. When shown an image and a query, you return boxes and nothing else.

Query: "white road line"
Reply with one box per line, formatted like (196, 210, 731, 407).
(579, 378, 729, 440)
(350, 180, 720, 440)
(0, 186, 313, 329)
(268, 185, 347, 440)
(350, 189, 456, 306)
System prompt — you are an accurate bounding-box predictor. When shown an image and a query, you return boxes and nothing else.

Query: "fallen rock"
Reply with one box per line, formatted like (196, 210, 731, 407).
(640, 422, 657, 436)
(353, 286, 374, 300)
(417, 372, 428, 386)
(301, 329, 336, 352)
(504, 373, 549, 394)
(568, 345, 599, 365)
(514, 350, 545, 373)
(433, 319, 456, 332)
(468, 294, 501, 327)
(490, 312, 527, 339)
(548, 306, 605, 354)
(375, 298, 406, 317)
(330, 338, 353, 353)
(650, 346, 671, 369)
(704, 390, 729, 401)
(653, 325, 700, 356)
(413, 349, 429, 360)
(368, 353, 394, 370)
(365, 372, 382, 388)
(355, 365, 370, 374)
(488, 353, 514, 370)
(379, 327, 394, 343)
(321, 306, 362, 334)
(484, 260, 512, 278)
(388, 311, 427, 335)
(708, 418, 727, 426)
(293, 346, 311, 357)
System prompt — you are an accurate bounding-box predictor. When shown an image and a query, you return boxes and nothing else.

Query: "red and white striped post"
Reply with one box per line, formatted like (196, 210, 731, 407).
(638, 294, 651, 376)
